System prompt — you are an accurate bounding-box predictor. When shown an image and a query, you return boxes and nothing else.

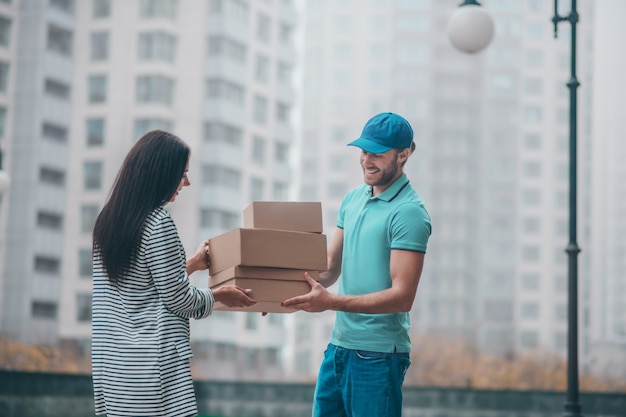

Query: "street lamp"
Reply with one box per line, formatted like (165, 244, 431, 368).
(552, 1, 583, 416)
(448, 1, 584, 416)
(446, 0, 494, 54)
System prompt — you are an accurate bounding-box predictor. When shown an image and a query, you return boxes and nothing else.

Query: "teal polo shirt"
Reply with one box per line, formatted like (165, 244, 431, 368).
(330, 174, 431, 353)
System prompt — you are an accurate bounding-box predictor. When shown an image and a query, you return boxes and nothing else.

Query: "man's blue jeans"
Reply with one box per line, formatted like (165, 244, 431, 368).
(312, 343, 411, 417)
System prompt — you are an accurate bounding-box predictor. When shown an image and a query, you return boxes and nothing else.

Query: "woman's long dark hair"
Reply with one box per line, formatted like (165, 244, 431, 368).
(93, 130, 190, 284)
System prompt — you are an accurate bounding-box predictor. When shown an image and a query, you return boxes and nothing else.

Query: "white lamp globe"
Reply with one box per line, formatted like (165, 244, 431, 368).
(447, 1, 495, 54)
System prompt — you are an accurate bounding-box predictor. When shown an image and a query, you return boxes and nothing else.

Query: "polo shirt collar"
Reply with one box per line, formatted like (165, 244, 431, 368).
(369, 174, 410, 202)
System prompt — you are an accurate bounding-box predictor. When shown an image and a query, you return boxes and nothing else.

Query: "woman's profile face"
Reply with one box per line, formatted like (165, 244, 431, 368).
(169, 160, 190, 202)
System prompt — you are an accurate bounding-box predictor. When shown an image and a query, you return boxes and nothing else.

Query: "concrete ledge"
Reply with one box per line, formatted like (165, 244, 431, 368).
(1, 370, 625, 417)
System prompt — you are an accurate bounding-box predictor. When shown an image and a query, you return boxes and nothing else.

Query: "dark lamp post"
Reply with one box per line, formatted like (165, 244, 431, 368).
(552, 0, 584, 416)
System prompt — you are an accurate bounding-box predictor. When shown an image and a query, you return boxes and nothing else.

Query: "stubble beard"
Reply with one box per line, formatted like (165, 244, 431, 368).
(364, 157, 399, 187)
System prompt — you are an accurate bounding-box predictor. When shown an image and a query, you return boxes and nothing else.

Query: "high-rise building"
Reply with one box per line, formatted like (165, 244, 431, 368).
(588, 0, 626, 379)
(292, 0, 619, 381)
(1, 0, 77, 345)
(0, 0, 300, 381)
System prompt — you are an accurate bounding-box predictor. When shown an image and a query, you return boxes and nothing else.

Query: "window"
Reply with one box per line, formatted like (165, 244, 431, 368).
(0, 16, 10, 48)
(206, 79, 244, 104)
(84, 161, 103, 190)
(524, 106, 542, 123)
(37, 211, 63, 230)
(522, 245, 540, 261)
(278, 22, 292, 44)
(522, 273, 540, 290)
(200, 208, 239, 229)
(555, 332, 566, 349)
(140, 0, 177, 19)
(274, 142, 289, 163)
(47, 24, 72, 56)
(483, 300, 513, 322)
(249, 177, 264, 201)
(522, 217, 541, 233)
(87, 118, 105, 146)
(265, 347, 280, 367)
(256, 13, 271, 43)
(525, 22, 544, 40)
(245, 313, 257, 330)
(524, 133, 541, 150)
(489, 74, 516, 94)
(272, 182, 288, 201)
(277, 62, 292, 84)
(93, 0, 111, 18)
(203, 121, 242, 146)
(32, 301, 58, 319)
(81, 205, 99, 233)
(253, 95, 267, 125)
(333, 43, 352, 61)
(0, 60, 9, 93)
(136, 75, 174, 106)
(79, 248, 92, 277)
(524, 77, 543, 95)
(276, 102, 290, 123)
(202, 164, 241, 189)
(45, 78, 70, 100)
(397, 14, 429, 32)
(520, 330, 539, 348)
(526, 0, 543, 12)
(207, 36, 246, 63)
(521, 302, 540, 319)
(50, 0, 74, 13)
(134, 118, 172, 140)
(76, 293, 92, 322)
(34, 256, 61, 274)
(522, 188, 541, 205)
(254, 53, 269, 83)
(525, 50, 543, 68)
(40, 166, 66, 186)
(251, 135, 266, 165)
(395, 43, 428, 64)
(0, 106, 5, 137)
(138, 31, 177, 62)
(42, 122, 68, 142)
(88, 75, 107, 103)
(523, 160, 541, 177)
(90, 32, 109, 61)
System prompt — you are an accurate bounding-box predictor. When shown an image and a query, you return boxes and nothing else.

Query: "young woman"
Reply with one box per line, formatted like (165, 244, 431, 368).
(91, 130, 255, 417)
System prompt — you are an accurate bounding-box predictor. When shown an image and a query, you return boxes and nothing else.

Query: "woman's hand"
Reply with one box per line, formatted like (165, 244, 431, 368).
(213, 286, 257, 307)
(186, 240, 211, 275)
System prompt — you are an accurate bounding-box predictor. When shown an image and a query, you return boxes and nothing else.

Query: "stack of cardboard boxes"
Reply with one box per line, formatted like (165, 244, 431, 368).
(207, 201, 327, 313)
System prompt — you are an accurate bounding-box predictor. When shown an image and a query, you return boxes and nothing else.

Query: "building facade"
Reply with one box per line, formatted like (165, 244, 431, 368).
(0, 0, 300, 382)
(292, 0, 617, 381)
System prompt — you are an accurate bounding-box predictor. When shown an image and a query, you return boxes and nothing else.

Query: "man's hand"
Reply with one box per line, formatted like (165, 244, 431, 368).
(281, 272, 334, 313)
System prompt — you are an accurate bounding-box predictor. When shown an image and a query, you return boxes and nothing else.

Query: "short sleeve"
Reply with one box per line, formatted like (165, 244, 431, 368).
(390, 202, 432, 253)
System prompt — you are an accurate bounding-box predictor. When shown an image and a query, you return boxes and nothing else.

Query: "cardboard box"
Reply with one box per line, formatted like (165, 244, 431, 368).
(209, 266, 319, 286)
(208, 228, 327, 275)
(209, 266, 318, 313)
(211, 278, 311, 302)
(243, 201, 323, 233)
(213, 300, 298, 314)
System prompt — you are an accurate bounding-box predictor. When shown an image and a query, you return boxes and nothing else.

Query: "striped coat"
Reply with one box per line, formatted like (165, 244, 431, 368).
(92, 206, 214, 417)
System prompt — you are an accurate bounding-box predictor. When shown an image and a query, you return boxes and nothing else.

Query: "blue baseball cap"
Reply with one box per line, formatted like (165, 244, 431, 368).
(348, 112, 414, 154)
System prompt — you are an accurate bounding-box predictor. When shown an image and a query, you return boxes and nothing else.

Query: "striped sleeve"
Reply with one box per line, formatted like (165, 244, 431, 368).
(144, 210, 214, 319)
